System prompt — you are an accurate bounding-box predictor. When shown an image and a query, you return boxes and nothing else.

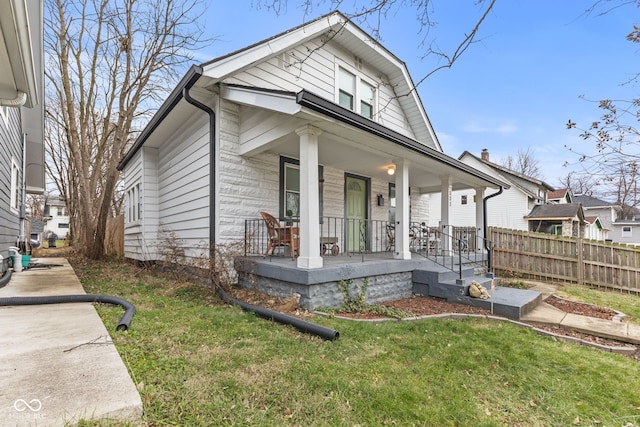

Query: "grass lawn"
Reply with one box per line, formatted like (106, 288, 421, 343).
(72, 258, 640, 427)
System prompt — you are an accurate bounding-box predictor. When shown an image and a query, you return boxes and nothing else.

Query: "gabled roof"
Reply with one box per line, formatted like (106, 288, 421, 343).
(458, 150, 553, 199)
(524, 203, 585, 221)
(548, 188, 572, 203)
(200, 10, 439, 151)
(573, 194, 615, 208)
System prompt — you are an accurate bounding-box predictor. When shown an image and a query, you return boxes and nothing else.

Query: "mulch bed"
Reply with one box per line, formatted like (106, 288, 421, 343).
(226, 287, 639, 362)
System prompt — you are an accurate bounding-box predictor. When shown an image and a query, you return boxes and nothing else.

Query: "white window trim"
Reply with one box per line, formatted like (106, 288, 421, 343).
(622, 226, 632, 238)
(126, 182, 142, 224)
(335, 62, 378, 120)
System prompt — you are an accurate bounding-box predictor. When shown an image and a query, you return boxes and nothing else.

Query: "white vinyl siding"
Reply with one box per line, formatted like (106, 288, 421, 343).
(156, 116, 210, 261)
(223, 35, 417, 141)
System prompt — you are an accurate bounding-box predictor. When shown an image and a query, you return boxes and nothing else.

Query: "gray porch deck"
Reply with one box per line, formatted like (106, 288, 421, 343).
(235, 252, 541, 320)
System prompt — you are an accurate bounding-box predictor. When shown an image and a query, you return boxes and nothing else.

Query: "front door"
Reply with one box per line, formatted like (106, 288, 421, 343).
(345, 175, 369, 252)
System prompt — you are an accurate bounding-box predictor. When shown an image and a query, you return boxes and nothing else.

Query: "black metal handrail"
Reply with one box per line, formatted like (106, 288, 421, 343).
(408, 223, 493, 279)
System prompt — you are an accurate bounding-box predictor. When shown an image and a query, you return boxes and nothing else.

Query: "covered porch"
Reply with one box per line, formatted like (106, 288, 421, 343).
(222, 85, 509, 271)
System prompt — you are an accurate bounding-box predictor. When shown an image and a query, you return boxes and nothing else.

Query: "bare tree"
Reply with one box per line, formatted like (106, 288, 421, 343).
(499, 147, 545, 179)
(557, 171, 601, 197)
(45, 0, 209, 259)
(566, 1, 640, 211)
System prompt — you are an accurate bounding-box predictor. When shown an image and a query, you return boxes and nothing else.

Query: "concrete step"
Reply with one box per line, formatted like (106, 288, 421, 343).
(448, 286, 543, 320)
(412, 268, 542, 320)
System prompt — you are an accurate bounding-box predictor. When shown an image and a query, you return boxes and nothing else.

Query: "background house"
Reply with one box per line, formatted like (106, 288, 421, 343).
(0, 0, 46, 266)
(44, 196, 70, 241)
(574, 194, 640, 245)
(429, 149, 553, 231)
(524, 203, 585, 237)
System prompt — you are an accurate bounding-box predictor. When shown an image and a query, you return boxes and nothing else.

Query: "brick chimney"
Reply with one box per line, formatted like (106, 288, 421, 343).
(481, 148, 489, 162)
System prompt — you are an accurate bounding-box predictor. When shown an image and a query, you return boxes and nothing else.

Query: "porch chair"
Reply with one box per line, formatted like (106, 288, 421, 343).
(260, 212, 299, 260)
(385, 224, 395, 251)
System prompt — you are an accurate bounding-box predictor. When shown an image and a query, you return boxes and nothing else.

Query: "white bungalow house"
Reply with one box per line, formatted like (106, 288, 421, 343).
(0, 0, 46, 266)
(118, 11, 509, 309)
(428, 149, 553, 232)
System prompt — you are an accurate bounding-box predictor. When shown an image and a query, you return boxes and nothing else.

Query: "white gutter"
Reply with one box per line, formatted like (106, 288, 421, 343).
(0, 0, 38, 108)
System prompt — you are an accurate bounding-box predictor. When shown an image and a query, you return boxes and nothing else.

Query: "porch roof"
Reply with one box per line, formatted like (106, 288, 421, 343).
(222, 84, 509, 193)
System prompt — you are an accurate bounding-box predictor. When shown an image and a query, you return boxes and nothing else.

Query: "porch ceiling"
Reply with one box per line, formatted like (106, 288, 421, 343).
(228, 87, 508, 193)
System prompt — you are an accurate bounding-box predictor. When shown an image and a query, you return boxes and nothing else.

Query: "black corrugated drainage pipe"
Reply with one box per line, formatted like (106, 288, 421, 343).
(0, 294, 136, 331)
(0, 269, 12, 289)
(483, 186, 504, 273)
(216, 286, 340, 341)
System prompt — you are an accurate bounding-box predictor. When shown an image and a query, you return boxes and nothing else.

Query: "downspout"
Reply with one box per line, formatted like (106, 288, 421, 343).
(182, 76, 216, 255)
(19, 132, 27, 252)
(483, 186, 503, 273)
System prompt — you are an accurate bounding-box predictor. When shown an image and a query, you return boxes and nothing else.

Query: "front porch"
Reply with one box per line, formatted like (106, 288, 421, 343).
(235, 250, 542, 320)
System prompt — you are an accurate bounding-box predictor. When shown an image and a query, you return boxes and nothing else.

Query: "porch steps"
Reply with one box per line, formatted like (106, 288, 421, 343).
(412, 267, 542, 320)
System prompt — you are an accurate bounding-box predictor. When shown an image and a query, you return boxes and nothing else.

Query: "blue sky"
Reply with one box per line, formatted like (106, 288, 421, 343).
(199, 1, 638, 187)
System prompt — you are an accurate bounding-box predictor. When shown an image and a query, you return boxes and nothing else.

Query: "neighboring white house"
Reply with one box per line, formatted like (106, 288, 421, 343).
(117, 11, 507, 270)
(428, 149, 553, 232)
(44, 196, 70, 240)
(0, 0, 46, 263)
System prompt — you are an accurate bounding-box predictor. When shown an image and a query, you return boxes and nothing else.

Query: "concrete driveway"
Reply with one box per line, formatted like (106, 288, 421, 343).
(0, 258, 142, 426)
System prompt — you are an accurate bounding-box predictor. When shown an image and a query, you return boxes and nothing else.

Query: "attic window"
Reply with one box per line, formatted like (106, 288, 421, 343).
(337, 66, 376, 119)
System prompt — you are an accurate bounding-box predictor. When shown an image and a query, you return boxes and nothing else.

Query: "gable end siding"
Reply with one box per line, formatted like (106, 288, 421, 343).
(223, 35, 419, 143)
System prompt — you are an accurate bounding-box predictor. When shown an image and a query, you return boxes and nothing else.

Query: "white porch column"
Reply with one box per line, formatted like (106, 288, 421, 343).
(440, 175, 452, 254)
(296, 125, 323, 269)
(475, 186, 486, 251)
(394, 159, 411, 260)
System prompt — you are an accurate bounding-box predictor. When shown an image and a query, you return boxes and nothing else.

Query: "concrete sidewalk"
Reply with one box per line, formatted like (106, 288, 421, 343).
(520, 282, 640, 346)
(0, 258, 142, 426)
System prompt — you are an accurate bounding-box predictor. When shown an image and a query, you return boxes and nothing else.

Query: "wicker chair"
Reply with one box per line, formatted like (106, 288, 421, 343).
(260, 212, 299, 260)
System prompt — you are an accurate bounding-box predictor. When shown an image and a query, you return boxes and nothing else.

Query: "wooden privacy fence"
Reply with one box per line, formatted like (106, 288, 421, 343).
(490, 227, 640, 294)
(105, 215, 124, 258)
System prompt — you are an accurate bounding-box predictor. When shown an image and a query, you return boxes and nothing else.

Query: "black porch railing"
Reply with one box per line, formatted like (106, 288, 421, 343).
(244, 216, 394, 259)
(243, 217, 492, 277)
(408, 223, 492, 277)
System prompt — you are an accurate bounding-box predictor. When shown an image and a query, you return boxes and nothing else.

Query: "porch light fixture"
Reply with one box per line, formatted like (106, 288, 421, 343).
(387, 163, 396, 176)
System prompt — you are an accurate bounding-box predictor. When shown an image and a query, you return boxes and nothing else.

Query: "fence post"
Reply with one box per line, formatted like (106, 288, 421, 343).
(576, 238, 584, 285)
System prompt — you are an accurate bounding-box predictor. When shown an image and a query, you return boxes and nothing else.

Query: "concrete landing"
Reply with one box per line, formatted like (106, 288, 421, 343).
(451, 286, 543, 320)
(0, 258, 143, 426)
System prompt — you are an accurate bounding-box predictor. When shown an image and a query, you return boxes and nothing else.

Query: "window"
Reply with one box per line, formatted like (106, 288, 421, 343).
(389, 183, 396, 224)
(57, 207, 67, 216)
(126, 183, 141, 223)
(338, 68, 355, 111)
(58, 223, 69, 229)
(622, 226, 632, 238)
(551, 224, 563, 236)
(279, 157, 323, 220)
(284, 164, 300, 218)
(360, 80, 375, 119)
(337, 66, 376, 119)
(10, 159, 19, 212)
(461, 195, 468, 205)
